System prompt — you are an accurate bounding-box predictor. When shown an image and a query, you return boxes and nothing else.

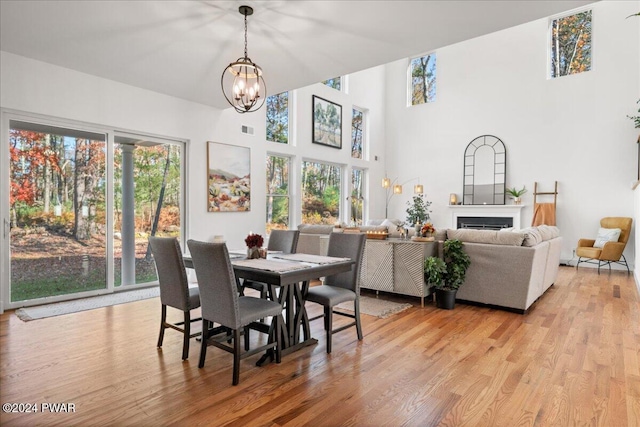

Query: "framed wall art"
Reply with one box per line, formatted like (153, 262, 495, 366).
(312, 95, 342, 149)
(207, 141, 251, 212)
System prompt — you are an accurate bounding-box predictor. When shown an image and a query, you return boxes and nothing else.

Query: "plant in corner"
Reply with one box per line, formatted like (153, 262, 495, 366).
(423, 239, 471, 309)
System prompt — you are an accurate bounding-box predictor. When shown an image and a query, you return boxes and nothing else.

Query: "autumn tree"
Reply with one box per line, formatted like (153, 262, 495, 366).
(551, 10, 592, 78)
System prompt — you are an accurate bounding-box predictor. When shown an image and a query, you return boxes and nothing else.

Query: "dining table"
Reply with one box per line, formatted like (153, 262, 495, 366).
(183, 251, 354, 365)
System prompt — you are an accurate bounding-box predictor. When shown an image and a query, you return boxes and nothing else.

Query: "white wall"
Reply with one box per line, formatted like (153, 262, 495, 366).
(0, 52, 386, 252)
(383, 1, 640, 266)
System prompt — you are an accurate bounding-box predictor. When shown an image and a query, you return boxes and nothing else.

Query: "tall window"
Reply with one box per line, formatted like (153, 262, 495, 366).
(409, 53, 436, 105)
(351, 107, 365, 159)
(266, 155, 290, 233)
(266, 92, 289, 144)
(350, 168, 365, 226)
(301, 160, 341, 225)
(550, 10, 592, 78)
(322, 77, 341, 91)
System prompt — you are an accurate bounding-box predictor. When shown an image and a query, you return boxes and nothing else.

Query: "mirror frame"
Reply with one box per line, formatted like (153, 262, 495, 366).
(462, 135, 506, 205)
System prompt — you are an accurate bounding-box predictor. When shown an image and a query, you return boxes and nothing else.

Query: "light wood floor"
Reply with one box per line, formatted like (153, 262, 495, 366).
(1, 266, 639, 426)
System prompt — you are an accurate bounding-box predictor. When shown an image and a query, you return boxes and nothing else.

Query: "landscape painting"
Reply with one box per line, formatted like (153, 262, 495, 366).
(207, 142, 251, 212)
(312, 95, 342, 149)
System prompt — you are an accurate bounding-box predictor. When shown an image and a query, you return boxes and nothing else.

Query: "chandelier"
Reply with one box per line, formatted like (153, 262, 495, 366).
(221, 5, 266, 113)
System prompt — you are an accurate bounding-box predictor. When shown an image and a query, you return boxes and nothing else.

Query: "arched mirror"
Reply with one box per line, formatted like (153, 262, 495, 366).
(463, 135, 506, 205)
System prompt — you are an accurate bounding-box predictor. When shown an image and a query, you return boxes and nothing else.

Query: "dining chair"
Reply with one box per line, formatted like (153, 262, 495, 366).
(148, 236, 202, 361)
(187, 239, 284, 385)
(241, 229, 300, 299)
(305, 232, 366, 354)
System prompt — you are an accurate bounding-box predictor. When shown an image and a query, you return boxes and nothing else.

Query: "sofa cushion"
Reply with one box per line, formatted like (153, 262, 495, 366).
(447, 228, 525, 246)
(519, 227, 543, 247)
(297, 224, 335, 234)
(537, 225, 560, 241)
(594, 227, 621, 248)
(359, 225, 388, 233)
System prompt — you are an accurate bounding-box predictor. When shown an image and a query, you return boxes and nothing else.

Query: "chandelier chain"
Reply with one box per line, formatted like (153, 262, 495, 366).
(244, 12, 248, 58)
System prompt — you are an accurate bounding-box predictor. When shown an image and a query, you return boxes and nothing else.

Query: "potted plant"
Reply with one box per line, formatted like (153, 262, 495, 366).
(506, 186, 527, 205)
(406, 194, 432, 233)
(423, 239, 471, 309)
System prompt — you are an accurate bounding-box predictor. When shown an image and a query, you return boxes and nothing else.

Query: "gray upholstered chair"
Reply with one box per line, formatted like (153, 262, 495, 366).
(241, 229, 300, 299)
(187, 239, 284, 385)
(148, 236, 201, 361)
(305, 232, 366, 354)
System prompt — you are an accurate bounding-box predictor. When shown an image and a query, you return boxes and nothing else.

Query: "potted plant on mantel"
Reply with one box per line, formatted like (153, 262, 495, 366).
(506, 186, 527, 205)
(423, 239, 471, 309)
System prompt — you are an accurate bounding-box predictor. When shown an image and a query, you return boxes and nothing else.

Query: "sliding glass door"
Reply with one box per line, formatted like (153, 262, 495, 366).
(1, 115, 185, 309)
(7, 120, 107, 302)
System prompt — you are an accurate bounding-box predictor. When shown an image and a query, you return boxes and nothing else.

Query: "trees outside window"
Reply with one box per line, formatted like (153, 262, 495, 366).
(350, 168, 365, 226)
(410, 53, 436, 105)
(550, 10, 592, 78)
(301, 161, 341, 225)
(266, 92, 289, 144)
(351, 108, 365, 159)
(266, 155, 290, 233)
(322, 77, 341, 91)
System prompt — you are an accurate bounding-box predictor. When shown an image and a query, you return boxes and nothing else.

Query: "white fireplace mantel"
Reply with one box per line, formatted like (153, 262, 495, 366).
(448, 204, 525, 229)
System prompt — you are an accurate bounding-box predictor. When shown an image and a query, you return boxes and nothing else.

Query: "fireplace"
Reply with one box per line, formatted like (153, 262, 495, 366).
(447, 205, 524, 229)
(457, 216, 513, 230)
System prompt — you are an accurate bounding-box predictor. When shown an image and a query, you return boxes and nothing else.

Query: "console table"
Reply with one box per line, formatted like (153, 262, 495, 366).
(359, 238, 438, 307)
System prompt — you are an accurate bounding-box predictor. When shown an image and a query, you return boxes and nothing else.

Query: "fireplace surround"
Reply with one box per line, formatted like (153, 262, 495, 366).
(448, 204, 524, 229)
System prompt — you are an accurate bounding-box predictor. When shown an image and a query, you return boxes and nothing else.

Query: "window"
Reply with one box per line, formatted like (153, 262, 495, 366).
(351, 107, 365, 159)
(409, 53, 436, 105)
(550, 10, 592, 78)
(301, 160, 341, 225)
(322, 77, 341, 91)
(266, 92, 289, 144)
(266, 155, 290, 233)
(350, 168, 365, 226)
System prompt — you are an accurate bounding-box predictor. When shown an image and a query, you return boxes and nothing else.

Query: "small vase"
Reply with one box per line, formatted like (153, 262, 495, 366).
(247, 246, 261, 259)
(513, 197, 522, 205)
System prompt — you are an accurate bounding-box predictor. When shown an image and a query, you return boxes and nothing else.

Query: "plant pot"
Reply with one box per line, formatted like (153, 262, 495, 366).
(513, 197, 522, 205)
(435, 288, 457, 310)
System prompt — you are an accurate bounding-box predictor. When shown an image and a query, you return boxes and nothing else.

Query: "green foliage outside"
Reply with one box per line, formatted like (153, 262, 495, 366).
(322, 77, 341, 90)
(301, 161, 340, 225)
(411, 54, 436, 105)
(266, 92, 289, 144)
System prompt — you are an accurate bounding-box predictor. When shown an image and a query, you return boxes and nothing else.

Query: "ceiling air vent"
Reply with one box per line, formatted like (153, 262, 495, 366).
(241, 125, 254, 136)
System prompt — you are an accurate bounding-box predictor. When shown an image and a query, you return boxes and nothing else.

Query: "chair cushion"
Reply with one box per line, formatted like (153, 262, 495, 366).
(306, 285, 356, 307)
(238, 296, 282, 326)
(576, 246, 602, 259)
(594, 228, 621, 248)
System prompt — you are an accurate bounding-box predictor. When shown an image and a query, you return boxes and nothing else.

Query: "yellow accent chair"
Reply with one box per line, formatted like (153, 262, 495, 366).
(576, 217, 632, 274)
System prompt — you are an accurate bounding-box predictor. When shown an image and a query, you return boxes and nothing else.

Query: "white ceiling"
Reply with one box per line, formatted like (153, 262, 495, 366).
(0, 0, 597, 110)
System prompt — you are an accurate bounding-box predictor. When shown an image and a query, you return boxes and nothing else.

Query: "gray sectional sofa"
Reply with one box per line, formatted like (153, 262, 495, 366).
(447, 225, 562, 313)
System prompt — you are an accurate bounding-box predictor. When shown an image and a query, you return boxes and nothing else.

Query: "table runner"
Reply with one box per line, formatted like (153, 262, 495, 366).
(231, 258, 310, 272)
(271, 253, 350, 264)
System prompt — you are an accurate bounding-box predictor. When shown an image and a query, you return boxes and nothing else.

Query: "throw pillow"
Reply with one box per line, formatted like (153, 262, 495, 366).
(593, 227, 621, 248)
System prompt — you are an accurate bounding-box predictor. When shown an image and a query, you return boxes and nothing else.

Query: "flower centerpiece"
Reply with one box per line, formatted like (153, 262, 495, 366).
(420, 222, 435, 237)
(244, 233, 264, 259)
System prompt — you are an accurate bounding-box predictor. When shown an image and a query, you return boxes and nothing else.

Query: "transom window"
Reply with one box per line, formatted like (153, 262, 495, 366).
(550, 10, 592, 78)
(351, 107, 365, 159)
(322, 77, 342, 91)
(266, 92, 289, 144)
(409, 53, 436, 105)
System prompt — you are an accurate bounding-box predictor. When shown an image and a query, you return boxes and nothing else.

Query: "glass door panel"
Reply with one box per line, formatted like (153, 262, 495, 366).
(9, 121, 107, 302)
(113, 139, 182, 286)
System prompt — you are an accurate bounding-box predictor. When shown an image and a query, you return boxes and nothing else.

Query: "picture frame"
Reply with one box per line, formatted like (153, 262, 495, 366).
(207, 142, 251, 212)
(312, 95, 342, 149)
